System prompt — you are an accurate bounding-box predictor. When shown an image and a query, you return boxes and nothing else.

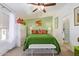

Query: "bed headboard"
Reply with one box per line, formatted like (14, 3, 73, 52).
(27, 16, 53, 35)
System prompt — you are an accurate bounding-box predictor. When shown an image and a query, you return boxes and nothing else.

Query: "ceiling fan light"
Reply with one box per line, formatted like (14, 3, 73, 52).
(40, 5, 44, 10)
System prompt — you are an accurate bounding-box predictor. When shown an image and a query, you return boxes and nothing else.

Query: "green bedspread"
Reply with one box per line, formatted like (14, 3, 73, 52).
(23, 34, 61, 54)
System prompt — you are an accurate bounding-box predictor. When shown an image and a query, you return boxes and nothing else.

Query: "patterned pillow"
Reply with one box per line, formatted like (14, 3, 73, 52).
(32, 29, 48, 34)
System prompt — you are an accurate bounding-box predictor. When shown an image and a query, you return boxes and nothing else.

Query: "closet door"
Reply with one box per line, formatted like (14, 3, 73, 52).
(0, 11, 9, 40)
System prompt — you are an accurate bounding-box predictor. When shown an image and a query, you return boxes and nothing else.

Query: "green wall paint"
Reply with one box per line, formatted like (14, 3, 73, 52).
(25, 16, 53, 35)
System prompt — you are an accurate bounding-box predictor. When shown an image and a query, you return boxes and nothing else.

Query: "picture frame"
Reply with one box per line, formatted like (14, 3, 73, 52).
(55, 17, 58, 29)
(74, 6, 79, 26)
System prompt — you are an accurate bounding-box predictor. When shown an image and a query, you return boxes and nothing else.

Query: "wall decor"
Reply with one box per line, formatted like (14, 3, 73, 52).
(35, 20, 42, 26)
(74, 6, 79, 26)
(17, 18, 26, 25)
(55, 17, 58, 29)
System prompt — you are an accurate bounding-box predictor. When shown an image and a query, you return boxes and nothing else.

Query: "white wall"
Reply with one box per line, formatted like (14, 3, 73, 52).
(0, 6, 9, 40)
(0, 5, 17, 55)
(8, 12, 17, 48)
(0, 5, 17, 45)
(53, 16, 63, 45)
(17, 24, 26, 47)
(57, 3, 79, 50)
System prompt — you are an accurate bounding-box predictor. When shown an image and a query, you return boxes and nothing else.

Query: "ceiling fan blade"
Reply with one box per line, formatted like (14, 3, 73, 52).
(33, 8, 38, 12)
(43, 9, 46, 13)
(44, 3, 56, 6)
(29, 3, 38, 5)
(28, 3, 41, 6)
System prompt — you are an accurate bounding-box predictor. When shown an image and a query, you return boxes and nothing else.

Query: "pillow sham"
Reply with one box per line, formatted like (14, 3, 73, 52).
(31, 29, 48, 34)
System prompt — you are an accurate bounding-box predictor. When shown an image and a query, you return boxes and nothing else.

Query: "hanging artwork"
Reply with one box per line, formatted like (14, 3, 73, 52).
(35, 20, 42, 26)
(17, 18, 26, 25)
(74, 6, 79, 26)
(55, 17, 58, 29)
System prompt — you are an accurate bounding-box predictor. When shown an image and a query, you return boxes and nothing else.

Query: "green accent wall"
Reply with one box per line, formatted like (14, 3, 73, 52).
(25, 16, 53, 35)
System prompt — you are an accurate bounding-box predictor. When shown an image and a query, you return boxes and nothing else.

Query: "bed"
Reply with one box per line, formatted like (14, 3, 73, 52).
(23, 34, 61, 54)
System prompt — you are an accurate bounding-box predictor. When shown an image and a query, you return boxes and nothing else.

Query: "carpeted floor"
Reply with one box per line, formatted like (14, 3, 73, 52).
(3, 44, 74, 56)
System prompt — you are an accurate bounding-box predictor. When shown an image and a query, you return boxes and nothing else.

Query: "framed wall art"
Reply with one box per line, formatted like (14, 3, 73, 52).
(55, 17, 59, 29)
(74, 6, 79, 26)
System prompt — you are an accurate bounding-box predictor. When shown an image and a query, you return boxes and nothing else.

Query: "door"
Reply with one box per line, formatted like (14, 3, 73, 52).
(63, 18, 70, 43)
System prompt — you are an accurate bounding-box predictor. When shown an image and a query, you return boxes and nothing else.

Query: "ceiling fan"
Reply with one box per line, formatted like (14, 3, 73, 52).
(29, 3, 56, 13)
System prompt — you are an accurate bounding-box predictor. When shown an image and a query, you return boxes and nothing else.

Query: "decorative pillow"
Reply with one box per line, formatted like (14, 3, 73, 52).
(38, 30, 42, 34)
(42, 30, 48, 34)
(32, 30, 37, 34)
(32, 29, 48, 34)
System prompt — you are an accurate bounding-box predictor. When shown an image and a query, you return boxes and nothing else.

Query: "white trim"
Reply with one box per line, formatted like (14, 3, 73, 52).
(0, 3, 16, 16)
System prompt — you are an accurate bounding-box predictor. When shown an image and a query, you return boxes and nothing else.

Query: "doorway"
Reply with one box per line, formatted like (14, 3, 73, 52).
(63, 17, 70, 44)
(61, 17, 73, 54)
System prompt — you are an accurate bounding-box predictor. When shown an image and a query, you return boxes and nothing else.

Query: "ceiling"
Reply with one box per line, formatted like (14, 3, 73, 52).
(4, 3, 67, 18)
